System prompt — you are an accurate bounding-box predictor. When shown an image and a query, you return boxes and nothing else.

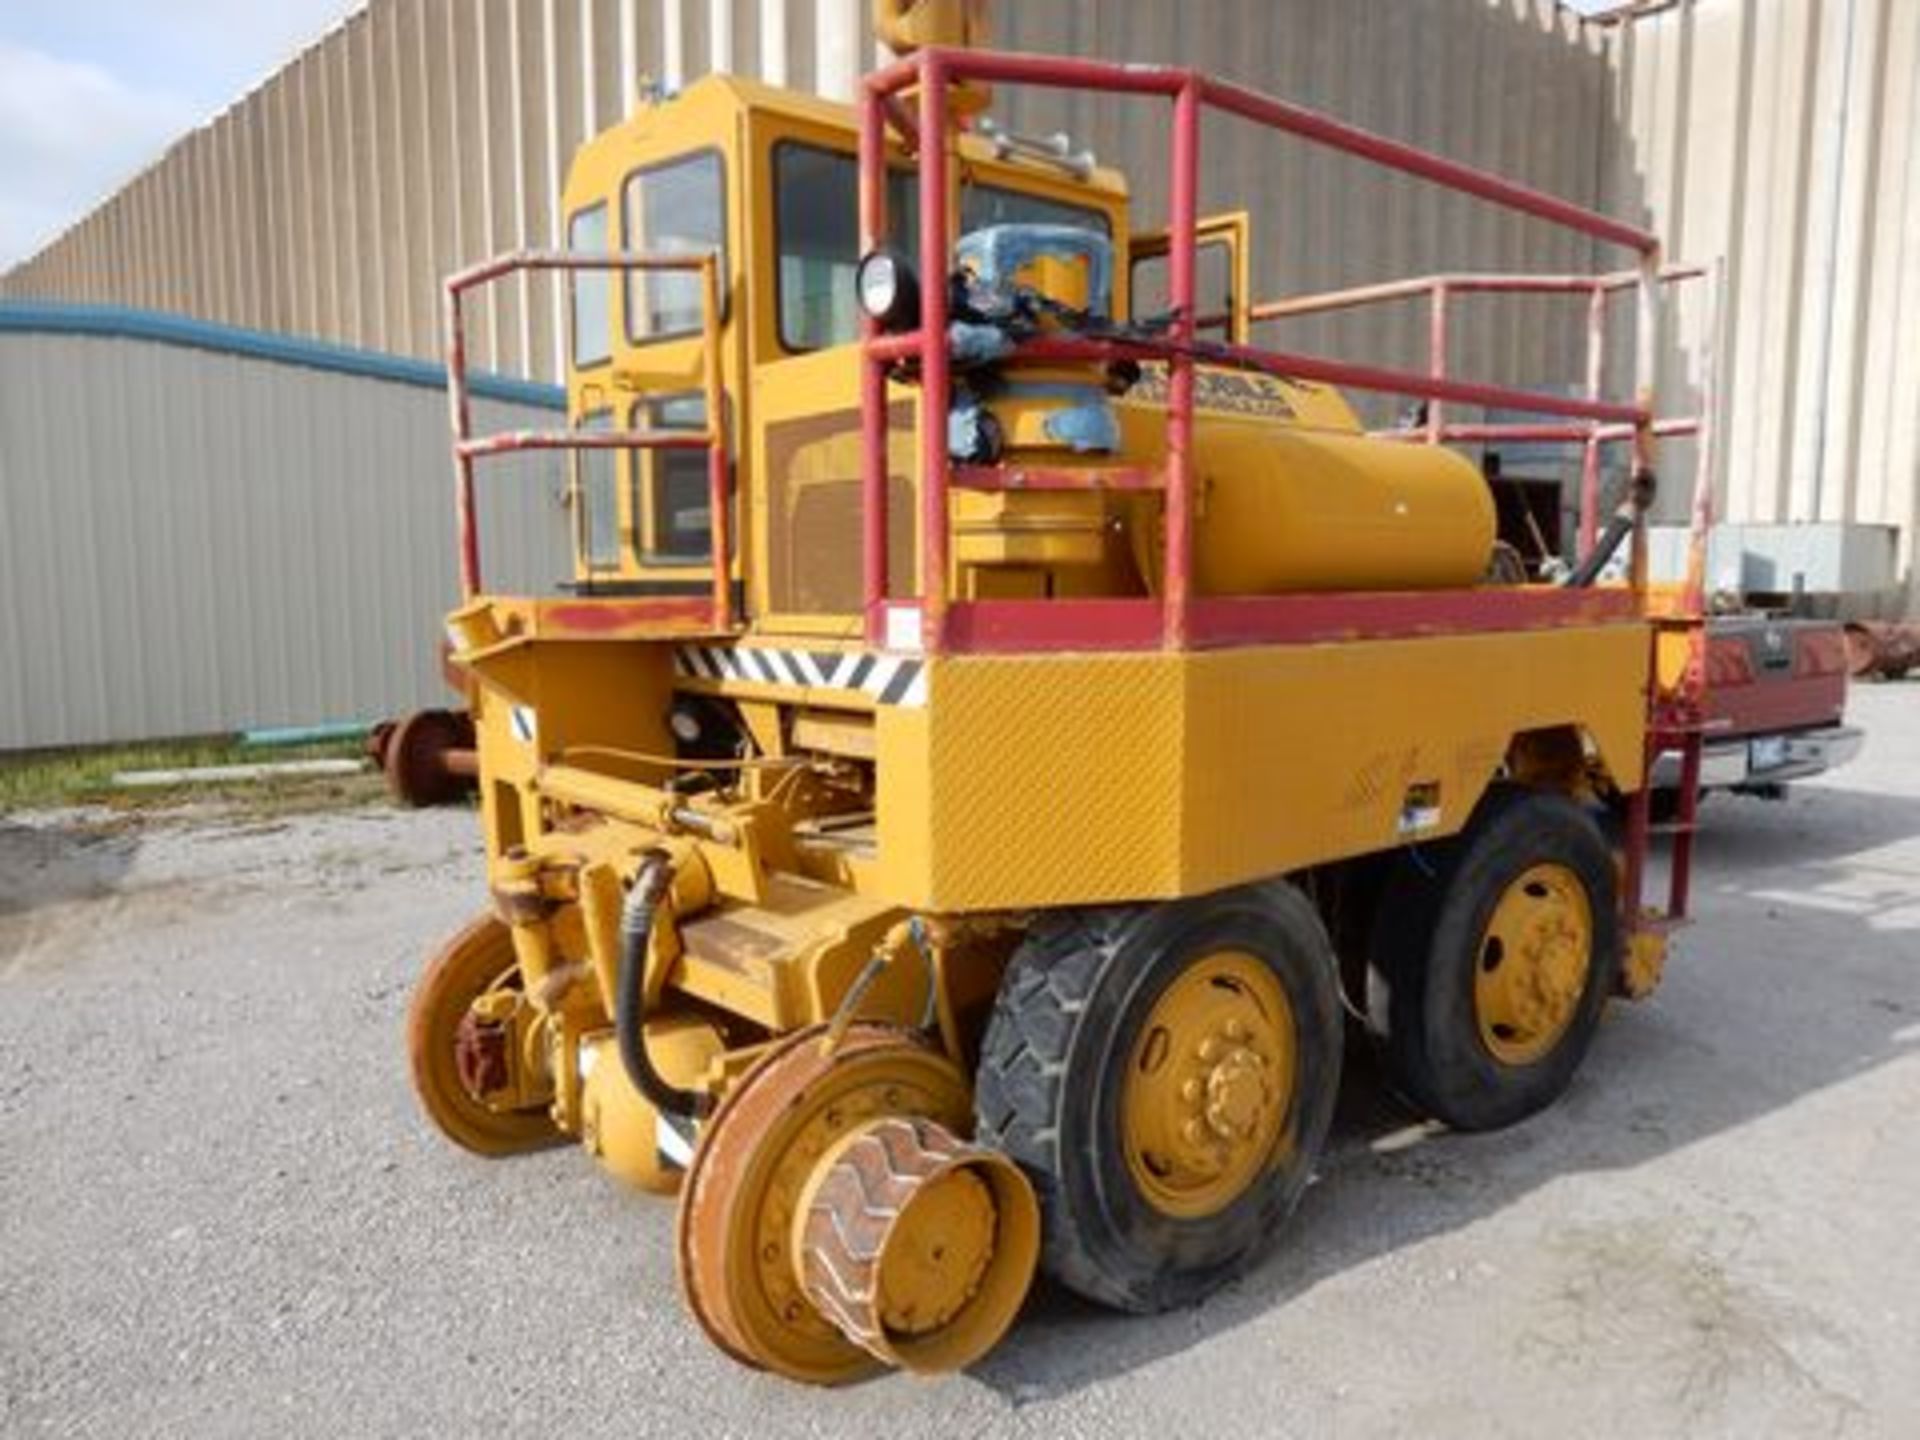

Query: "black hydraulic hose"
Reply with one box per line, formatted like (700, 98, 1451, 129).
(616, 851, 711, 1121)
(1564, 510, 1635, 588)
(1565, 466, 1658, 589)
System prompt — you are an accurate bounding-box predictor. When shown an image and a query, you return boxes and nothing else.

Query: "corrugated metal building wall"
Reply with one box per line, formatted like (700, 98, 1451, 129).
(0, 0, 1913, 752)
(7, 4, 1914, 589)
(0, 313, 565, 749)
(1605, 0, 1920, 605)
(0, 0, 1613, 401)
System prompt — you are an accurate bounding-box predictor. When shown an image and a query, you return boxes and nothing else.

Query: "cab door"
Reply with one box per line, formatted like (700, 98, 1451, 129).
(1128, 211, 1252, 343)
(561, 123, 742, 604)
(743, 113, 922, 637)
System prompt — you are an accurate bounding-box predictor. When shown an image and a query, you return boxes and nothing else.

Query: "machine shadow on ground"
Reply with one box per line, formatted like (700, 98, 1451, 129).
(971, 782, 1920, 1404)
(0, 817, 140, 971)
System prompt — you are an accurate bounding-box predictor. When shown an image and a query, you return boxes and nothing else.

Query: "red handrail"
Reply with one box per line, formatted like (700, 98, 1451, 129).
(857, 47, 1669, 654)
(1256, 264, 1717, 584)
(442, 248, 732, 629)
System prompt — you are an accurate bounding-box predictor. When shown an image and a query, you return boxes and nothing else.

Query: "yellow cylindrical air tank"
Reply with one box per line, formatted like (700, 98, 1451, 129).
(1121, 405, 1497, 595)
(1188, 422, 1495, 593)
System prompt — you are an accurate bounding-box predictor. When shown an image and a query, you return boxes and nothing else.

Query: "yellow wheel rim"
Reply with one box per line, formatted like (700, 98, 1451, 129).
(1473, 863, 1594, 1066)
(407, 914, 557, 1156)
(1122, 951, 1296, 1220)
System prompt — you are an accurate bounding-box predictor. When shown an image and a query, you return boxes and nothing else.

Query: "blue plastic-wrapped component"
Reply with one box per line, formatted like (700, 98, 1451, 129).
(945, 224, 1120, 457)
(954, 224, 1114, 318)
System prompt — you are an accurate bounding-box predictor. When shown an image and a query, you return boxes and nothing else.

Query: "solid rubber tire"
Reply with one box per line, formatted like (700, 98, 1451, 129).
(974, 881, 1342, 1313)
(1365, 785, 1620, 1133)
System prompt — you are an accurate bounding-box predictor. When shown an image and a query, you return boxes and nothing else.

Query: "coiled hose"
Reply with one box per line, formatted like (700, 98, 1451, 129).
(616, 851, 711, 1121)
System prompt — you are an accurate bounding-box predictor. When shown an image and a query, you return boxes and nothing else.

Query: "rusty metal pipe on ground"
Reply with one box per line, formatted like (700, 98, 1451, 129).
(1843, 622, 1920, 680)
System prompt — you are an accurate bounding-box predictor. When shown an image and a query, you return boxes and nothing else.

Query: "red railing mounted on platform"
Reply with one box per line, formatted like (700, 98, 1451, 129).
(442, 248, 732, 630)
(857, 45, 1667, 656)
(1256, 263, 1716, 583)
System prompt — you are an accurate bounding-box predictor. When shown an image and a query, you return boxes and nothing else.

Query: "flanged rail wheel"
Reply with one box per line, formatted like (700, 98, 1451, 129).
(1367, 784, 1620, 1132)
(975, 882, 1343, 1313)
(676, 1024, 1039, 1385)
(382, 707, 475, 807)
(406, 913, 559, 1156)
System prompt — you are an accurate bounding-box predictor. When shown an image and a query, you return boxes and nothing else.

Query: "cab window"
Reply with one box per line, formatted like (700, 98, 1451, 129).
(574, 410, 619, 570)
(1131, 240, 1235, 339)
(568, 202, 611, 367)
(772, 141, 1109, 352)
(632, 394, 715, 564)
(623, 151, 726, 341)
(773, 143, 917, 352)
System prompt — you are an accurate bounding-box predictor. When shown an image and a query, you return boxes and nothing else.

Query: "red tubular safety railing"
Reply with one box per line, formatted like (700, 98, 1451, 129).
(858, 46, 1667, 655)
(443, 249, 732, 629)
(1256, 263, 1715, 584)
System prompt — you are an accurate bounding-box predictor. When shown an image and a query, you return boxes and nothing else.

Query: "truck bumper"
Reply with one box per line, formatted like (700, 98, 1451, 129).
(1652, 724, 1865, 791)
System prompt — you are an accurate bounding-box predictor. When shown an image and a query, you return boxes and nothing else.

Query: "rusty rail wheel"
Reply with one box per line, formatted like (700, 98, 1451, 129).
(379, 708, 477, 807)
(677, 1024, 1039, 1384)
(406, 913, 559, 1156)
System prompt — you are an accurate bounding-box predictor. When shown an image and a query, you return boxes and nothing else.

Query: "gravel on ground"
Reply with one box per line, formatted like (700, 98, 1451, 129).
(4, 686, 1916, 1439)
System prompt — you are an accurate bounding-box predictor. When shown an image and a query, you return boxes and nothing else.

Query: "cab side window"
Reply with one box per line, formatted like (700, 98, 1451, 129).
(574, 410, 619, 571)
(1130, 240, 1235, 340)
(623, 152, 727, 341)
(633, 394, 715, 564)
(568, 202, 611, 367)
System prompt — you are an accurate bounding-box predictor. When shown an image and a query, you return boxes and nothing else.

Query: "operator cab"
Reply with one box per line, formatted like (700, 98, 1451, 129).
(557, 74, 1131, 632)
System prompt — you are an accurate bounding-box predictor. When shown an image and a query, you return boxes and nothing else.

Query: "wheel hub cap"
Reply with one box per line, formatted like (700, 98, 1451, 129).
(873, 1163, 997, 1334)
(1474, 862, 1595, 1066)
(1204, 1046, 1271, 1141)
(1123, 951, 1297, 1219)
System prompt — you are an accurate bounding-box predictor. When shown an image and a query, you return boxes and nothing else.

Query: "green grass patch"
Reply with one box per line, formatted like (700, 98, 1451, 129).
(0, 735, 381, 816)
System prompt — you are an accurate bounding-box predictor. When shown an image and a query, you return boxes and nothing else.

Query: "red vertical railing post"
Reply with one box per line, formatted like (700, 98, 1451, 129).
(1577, 282, 1607, 559)
(698, 253, 733, 630)
(1162, 74, 1202, 649)
(1629, 243, 1662, 596)
(916, 53, 952, 654)
(443, 277, 482, 598)
(1679, 257, 1723, 630)
(858, 81, 889, 646)
(1672, 257, 1724, 754)
(1426, 282, 1449, 444)
(1622, 708, 1652, 934)
(1666, 721, 1704, 920)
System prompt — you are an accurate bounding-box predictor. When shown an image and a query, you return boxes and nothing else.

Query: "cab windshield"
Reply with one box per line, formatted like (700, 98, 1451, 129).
(772, 141, 1111, 352)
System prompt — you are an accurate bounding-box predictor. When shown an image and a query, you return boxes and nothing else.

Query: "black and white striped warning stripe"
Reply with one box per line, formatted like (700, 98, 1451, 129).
(674, 643, 928, 707)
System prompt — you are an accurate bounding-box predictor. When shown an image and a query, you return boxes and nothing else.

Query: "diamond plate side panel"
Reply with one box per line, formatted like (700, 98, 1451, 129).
(1178, 625, 1652, 891)
(907, 654, 1188, 910)
(872, 625, 1648, 913)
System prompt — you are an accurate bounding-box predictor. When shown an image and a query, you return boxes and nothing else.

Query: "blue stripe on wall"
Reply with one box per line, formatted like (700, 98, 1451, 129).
(0, 301, 566, 410)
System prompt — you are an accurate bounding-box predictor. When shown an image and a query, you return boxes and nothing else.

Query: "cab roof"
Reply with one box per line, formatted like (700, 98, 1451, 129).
(586, 69, 1131, 203)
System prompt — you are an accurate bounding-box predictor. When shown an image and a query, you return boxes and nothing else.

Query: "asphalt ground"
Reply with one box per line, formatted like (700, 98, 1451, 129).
(4, 682, 1916, 1438)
